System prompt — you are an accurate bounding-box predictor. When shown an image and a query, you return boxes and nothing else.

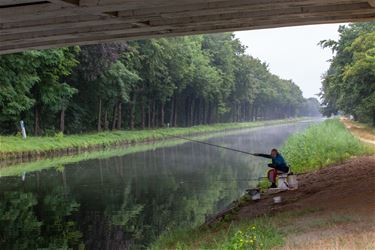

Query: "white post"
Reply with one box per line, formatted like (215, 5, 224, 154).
(20, 120, 27, 139)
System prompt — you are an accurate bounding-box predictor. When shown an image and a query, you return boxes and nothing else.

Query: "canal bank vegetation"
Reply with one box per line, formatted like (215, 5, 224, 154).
(151, 217, 284, 250)
(282, 119, 374, 173)
(0, 138, 181, 177)
(0, 118, 304, 161)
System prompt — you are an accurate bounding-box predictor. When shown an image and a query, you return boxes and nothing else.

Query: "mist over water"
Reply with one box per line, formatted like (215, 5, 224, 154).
(0, 121, 318, 249)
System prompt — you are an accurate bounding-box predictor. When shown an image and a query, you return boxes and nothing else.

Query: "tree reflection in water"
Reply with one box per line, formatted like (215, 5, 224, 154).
(0, 188, 82, 249)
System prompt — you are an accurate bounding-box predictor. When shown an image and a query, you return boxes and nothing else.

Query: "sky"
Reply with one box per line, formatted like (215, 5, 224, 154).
(234, 23, 346, 99)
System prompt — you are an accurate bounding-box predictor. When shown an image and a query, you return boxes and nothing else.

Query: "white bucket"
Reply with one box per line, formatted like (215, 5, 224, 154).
(252, 192, 261, 201)
(277, 175, 289, 190)
(287, 175, 298, 189)
(273, 196, 282, 203)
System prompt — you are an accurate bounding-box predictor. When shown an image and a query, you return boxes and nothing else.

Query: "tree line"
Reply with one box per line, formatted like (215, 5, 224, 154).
(0, 33, 317, 135)
(320, 22, 375, 126)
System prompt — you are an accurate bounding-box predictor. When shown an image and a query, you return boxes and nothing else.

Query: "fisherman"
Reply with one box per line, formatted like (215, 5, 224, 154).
(254, 149, 289, 188)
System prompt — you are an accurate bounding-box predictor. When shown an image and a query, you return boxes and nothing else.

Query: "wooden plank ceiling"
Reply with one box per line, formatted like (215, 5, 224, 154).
(0, 0, 375, 54)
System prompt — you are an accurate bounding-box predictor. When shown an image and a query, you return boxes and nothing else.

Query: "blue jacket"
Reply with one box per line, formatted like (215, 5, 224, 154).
(256, 153, 289, 171)
(272, 154, 287, 169)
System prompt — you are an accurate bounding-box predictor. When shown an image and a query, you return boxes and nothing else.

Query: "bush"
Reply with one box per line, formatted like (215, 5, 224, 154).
(54, 131, 64, 139)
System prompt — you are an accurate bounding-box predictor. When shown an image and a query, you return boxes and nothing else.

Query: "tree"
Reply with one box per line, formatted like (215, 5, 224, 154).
(320, 22, 375, 125)
(68, 43, 126, 132)
(30, 48, 79, 135)
(298, 98, 321, 117)
(0, 52, 38, 134)
(100, 61, 140, 130)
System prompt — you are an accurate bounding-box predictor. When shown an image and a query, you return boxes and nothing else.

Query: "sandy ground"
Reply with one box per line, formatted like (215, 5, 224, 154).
(235, 155, 375, 249)
(341, 118, 375, 145)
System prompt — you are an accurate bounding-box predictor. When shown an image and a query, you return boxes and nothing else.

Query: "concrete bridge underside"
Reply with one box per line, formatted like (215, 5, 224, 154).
(0, 0, 375, 54)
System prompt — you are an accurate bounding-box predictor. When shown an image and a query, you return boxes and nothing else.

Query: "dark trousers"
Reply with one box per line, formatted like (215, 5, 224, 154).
(267, 164, 289, 184)
(267, 164, 289, 173)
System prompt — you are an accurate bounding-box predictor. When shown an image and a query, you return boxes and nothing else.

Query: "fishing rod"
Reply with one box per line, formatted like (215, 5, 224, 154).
(178, 177, 268, 183)
(166, 134, 257, 156)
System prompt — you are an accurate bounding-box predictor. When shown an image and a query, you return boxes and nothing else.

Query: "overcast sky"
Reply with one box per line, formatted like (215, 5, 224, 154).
(234, 23, 346, 99)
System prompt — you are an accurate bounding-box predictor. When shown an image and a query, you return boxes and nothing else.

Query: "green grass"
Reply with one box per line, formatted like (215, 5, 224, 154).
(0, 118, 304, 160)
(281, 119, 374, 174)
(0, 139, 181, 177)
(150, 217, 284, 250)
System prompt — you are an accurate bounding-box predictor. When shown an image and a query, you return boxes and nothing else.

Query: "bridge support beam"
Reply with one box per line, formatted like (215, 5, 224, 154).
(0, 0, 374, 54)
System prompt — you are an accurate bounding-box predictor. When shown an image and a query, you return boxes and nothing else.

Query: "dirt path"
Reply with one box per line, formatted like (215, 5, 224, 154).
(341, 118, 375, 145)
(234, 156, 375, 249)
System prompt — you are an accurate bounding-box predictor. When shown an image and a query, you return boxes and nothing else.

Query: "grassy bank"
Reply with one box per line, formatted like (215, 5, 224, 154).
(0, 139, 181, 177)
(151, 119, 374, 249)
(151, 216, 284, 250)
(281, 119, 374, 173)
(0, 118, 303, 160)
(151, 207, 365, 250)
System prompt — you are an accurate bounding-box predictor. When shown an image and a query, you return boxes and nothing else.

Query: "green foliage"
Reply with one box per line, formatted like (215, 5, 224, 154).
(151, 217, 284, 250)
(320, 22, 375, 125)
(0, 33, 308, 135)
(0, 52, 38, 132)
(107, 185, 144, 230)
(39, 188, 82, 248)
(0, 192, 41, 250)
(55, 131, 64, 139)
(228, 226, 260, 249)
(97, 59, 141, 121)
(30, 48, 80, 134)
(225, 224, 283, 250)
(298, 98, 321, 117)
(257, 178, 270, 191)
(281, 119, 373, 173)
(0, 47, 80, 134)
(0, 190, 82, 249)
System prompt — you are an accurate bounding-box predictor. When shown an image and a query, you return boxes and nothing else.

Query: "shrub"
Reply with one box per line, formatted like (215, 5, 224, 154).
(228, 226, 261, 249)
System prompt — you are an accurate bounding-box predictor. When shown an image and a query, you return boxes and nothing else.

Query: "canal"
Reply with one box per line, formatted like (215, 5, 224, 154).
(0, 120, 318, 249)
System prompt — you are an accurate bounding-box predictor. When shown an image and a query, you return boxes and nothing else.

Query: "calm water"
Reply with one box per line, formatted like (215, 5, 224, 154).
(0, 121, 317, 249)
